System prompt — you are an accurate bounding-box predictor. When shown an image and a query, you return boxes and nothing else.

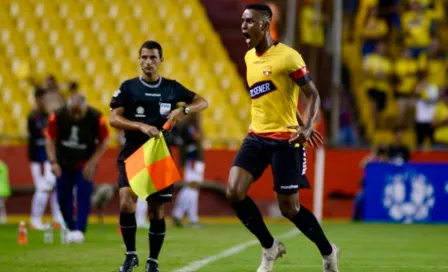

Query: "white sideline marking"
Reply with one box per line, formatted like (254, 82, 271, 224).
(173, 229, 299, 272)
(280, 264, 448, 269)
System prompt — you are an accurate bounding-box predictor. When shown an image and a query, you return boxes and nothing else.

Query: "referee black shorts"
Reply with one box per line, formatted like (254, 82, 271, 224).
(117, 160, 173, 203)
(233, 134, 310, 195)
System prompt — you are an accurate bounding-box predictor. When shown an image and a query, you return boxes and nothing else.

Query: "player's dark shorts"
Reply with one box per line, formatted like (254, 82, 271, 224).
(117, 160, 173, 202)
(233, 133, 310, 195)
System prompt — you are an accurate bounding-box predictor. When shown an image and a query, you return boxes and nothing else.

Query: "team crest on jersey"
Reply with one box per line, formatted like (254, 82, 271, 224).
(263, 66, 272, 76)
(159, 103, 171, 118)
(249, 81, 277, 99)
(135, 106, 146, 117)
(113, 89, 121, 97)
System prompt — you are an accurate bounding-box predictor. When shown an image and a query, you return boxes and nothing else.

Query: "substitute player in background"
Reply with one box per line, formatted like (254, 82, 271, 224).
(28, 88, 63, 230)
(227, 4, 340, 272)
(172, 112, 205, 228)
(46, 93, 109, 243)
(109, 41, 208, 272)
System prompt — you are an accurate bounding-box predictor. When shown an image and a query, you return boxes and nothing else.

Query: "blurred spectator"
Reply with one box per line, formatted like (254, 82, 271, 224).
(343, 0, 359, 41)
(387, 130, 411, 165)
(378, 0, 401, 30)
(68, 81, 80, 96)
(172, 113, 205, 228)
(299, 0, 326, 78)
(401, 0, 434, 58)
(420, 38, 446, 91)
(353, 144, 390, 221)
(45, 93, 109, 243)
(432, 90, 448, 147)
(43, 75, 65, 113)
(28, 88, 63, 230)
(361, 6, 388, 55)
(363, 42, 392, 127)
(415, 73, 439, 147)
(0, 160, 11, 224)
(338, 93, 358, 146)
(300, 0, 325, 48)
(394, 48, 419, 129)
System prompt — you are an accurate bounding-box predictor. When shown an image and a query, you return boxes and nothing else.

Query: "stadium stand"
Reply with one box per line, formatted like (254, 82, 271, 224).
(0, 0, 251, 148)
(345, 0, 447, 148)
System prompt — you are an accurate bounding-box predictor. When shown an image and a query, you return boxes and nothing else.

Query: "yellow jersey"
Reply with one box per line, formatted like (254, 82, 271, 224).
(363, 53, 393, 92)
(434, 102, 448, 144)
(245, 43, 311, 139)
(402, 11, 432, 48)
(395, 57, 418, 94)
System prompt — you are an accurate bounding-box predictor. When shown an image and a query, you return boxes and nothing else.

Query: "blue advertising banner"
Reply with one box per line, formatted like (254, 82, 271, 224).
(364, 163, 448, 223)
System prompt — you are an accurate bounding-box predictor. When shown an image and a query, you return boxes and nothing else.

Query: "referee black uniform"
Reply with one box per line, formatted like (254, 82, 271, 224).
(110, 76, 196, 200)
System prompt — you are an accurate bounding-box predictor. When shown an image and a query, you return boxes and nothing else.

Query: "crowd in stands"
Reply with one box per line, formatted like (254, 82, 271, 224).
(358, 0, 448, 148)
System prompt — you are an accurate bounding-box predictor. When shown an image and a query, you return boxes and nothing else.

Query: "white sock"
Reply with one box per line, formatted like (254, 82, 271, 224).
(172, 187, 190, 219)
(187, 189, 199, 223)
(31, 190, 49, 223)
(136, 198, 148, 226)
(50, 192, 64, 224)
(0, 197, 6, 224)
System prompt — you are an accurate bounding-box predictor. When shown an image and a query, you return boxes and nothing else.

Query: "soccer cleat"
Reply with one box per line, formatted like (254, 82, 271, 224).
(323, 243, 340, 272)
(188, 222, 203, 229)
(145, 259, 160, 272)
(30, 219, 46, 231)
(172, 217, 184, 228)
(256, 240, 286, 272)
(119, 254, 139, 272)
(67, 230, 84, 244)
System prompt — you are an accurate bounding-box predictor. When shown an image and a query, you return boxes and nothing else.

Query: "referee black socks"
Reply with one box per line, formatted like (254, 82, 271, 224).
(149, 218, 166, 260)
(231, 196, 275, 249)
(120, 212, 137, 253)
(290, 205, 333, 256)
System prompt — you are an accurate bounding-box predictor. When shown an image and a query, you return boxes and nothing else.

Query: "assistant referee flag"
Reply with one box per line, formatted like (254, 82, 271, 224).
(125, 132, 181, 200)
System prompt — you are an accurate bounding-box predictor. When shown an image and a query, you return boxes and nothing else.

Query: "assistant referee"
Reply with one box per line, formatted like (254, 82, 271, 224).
(110, 40, 208, 272)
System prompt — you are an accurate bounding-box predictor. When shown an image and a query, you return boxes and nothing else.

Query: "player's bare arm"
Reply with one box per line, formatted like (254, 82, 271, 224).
(110, 107, 159, 137)
(289, 81, 321, 145)
(83, 136, 109, 181)
(45, 137, 61, 178)
(295, 109, 323, 147)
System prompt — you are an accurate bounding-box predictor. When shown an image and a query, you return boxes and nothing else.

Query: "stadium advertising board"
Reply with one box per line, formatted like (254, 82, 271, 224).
(364, 163, 448, 223)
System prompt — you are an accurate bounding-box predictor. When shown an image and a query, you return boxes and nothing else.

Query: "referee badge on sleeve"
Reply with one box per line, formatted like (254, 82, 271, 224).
(159, 103, 171, 118)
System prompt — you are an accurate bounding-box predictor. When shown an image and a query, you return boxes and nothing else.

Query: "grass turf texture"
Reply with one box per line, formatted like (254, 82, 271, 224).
(0, 221, 447, 271)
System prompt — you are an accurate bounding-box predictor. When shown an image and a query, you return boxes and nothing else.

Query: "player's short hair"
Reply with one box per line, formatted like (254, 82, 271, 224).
(139, 40, 163, 59)
(34, 87, 46, 99)
(245, 3, 273, 22)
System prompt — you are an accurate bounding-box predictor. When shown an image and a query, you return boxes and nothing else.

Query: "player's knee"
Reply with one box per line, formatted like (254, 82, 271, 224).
(119, 192, 136, 213)
(226, 185, 246, 202)
(148, 202, 164, 220)
(279, 204, 299, 220)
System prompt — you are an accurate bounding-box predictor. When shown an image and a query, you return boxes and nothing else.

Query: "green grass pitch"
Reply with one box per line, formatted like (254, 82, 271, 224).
(0, 221, 447, 271)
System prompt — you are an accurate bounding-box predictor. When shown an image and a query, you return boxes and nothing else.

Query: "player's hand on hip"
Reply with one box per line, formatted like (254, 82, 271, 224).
(307, 130, 324, 148)
(139, 124, 160, 137)
(287, 125, 316, 146)
(82, 160, 96, 181)
(51, 163, 62, 178)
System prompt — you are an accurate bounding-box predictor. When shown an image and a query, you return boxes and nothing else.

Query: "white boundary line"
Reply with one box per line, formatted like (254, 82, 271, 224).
(173, 229, 299, 272)
(279, 264, 448, 269)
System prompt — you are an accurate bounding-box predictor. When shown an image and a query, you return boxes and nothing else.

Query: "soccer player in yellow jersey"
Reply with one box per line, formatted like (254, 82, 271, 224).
(226, 4, 340, 272)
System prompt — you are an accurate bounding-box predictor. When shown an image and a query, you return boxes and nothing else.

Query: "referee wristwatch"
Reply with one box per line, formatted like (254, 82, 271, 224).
(183, 106, 190, 115)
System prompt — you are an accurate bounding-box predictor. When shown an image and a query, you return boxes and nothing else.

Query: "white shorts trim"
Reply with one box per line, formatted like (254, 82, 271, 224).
(183, 161, 205, 183)
(30, 161, 56, 191)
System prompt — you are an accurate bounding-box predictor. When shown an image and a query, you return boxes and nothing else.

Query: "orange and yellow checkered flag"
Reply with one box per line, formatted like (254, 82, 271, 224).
(125, 132, 181, 200)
